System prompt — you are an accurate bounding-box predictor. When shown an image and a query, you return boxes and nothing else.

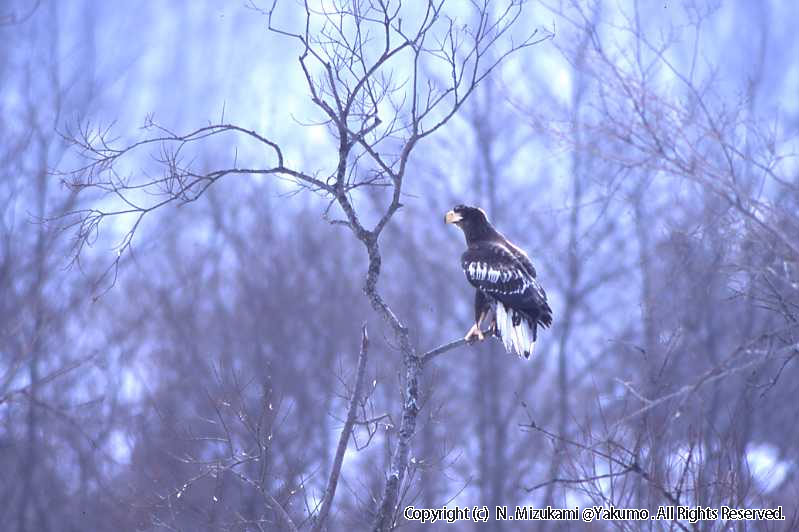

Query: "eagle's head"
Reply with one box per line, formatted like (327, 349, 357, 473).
(445, 204, 495, 243)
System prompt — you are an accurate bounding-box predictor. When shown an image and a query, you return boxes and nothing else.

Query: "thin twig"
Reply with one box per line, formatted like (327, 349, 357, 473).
(267, 493, 299, 532)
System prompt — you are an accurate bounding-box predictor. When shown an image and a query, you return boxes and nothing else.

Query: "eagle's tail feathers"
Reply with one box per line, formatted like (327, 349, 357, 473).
(496, 303, 513, 354)
(495, 303, 536, 359)
(512, 316, 524, 357)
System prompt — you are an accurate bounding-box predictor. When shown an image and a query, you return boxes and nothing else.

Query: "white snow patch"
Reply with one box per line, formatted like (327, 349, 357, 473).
(746, 443, 791, 493)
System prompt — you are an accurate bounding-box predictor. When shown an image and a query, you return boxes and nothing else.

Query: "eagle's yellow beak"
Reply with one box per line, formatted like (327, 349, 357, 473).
(445, 210, 462, 224)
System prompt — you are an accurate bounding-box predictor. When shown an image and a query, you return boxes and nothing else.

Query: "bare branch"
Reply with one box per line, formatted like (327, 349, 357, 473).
(613, 341, 799, 429)
(312, 324, 369, 532)
(420, 338, 468, 366)
(267, 493, 299, 532)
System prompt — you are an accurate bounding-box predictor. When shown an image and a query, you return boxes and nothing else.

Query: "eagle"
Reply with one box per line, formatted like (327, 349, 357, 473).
(446, 204, 552, 358)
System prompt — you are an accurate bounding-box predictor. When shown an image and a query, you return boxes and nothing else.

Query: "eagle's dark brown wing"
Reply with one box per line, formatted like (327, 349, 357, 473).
(503, 238, 537, 278)
(461, 242, 551, 328)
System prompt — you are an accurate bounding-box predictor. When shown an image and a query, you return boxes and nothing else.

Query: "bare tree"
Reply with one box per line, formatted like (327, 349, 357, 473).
(516, 0, 799, 527)
(60, 1, 551, 529)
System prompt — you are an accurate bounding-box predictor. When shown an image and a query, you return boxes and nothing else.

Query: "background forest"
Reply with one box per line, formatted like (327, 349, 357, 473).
(2, 1, 798, 531)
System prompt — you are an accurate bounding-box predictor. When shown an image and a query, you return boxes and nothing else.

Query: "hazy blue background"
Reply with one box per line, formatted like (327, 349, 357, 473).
(2, 1, 798, 530)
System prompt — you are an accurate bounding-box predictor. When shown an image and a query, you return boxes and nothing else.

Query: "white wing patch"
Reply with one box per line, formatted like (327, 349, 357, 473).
(464, 261, 532, 295)
(466, 261, 502, 282)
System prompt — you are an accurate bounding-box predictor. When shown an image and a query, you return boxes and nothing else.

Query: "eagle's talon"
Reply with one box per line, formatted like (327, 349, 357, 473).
(464, 323, 485, 343)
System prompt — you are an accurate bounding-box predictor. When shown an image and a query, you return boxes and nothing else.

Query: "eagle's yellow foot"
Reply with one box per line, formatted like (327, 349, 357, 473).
(464, 323, 485, 343)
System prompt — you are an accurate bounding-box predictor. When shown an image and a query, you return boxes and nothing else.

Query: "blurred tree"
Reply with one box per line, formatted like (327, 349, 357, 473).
(0, 1, 127, 531)
(3, 1, 798, 531)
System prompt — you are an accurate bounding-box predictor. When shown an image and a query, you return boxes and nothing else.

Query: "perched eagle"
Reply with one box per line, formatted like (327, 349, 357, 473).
(446, 205, 552, 358)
